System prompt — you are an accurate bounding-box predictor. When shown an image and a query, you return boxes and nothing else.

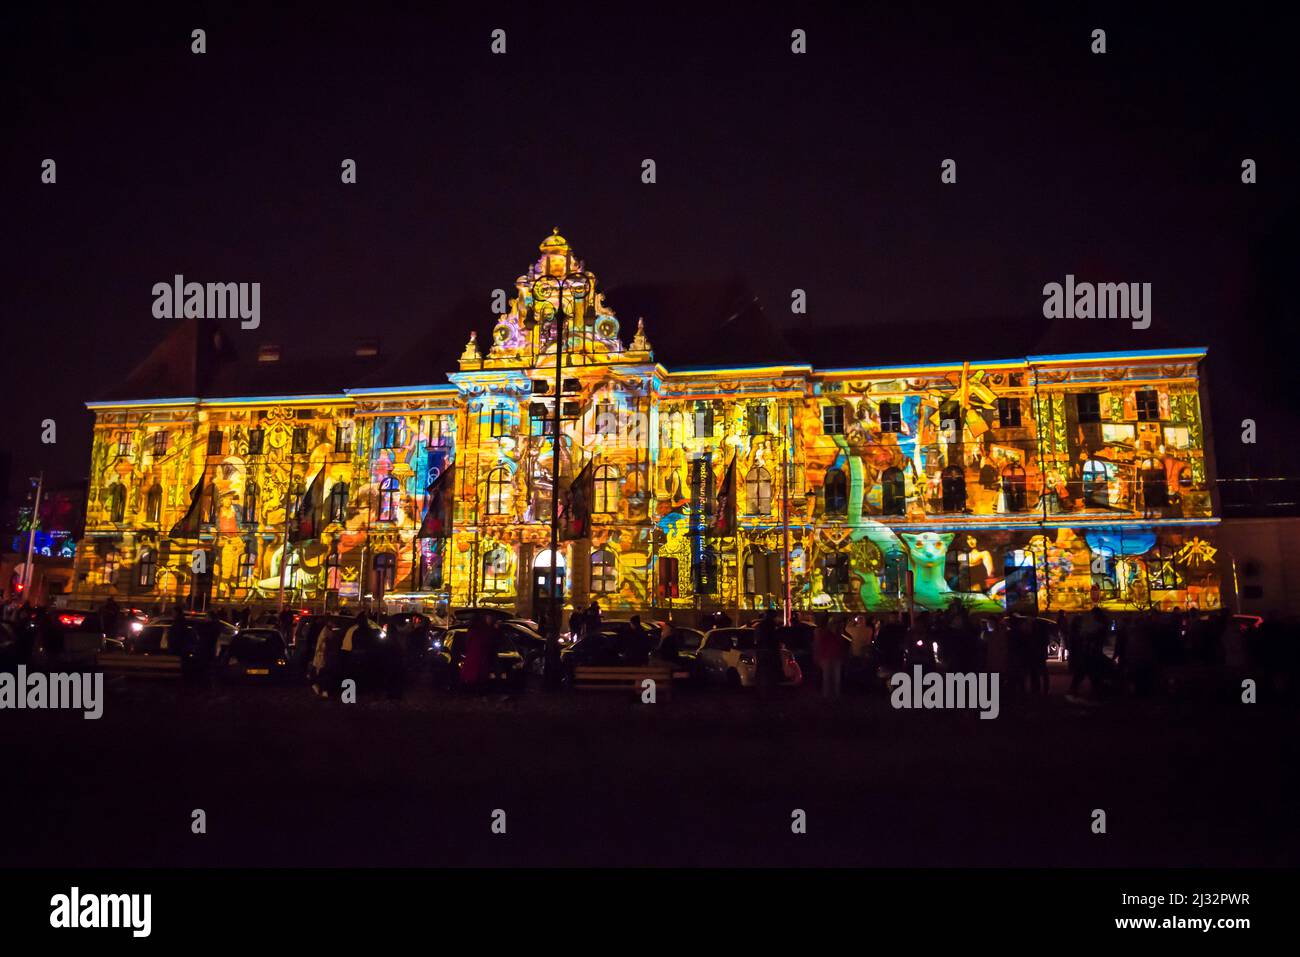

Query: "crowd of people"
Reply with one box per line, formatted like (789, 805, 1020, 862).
(799, 603, 1297, 703)
(4, 592, 1296, 706)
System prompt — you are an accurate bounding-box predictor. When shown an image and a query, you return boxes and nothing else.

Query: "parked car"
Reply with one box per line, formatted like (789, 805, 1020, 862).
(653, 624, 706, 668)
(384, 612, 434, 666)
(696, 627, 801, 687)
(429, 626, 525, 690)
(50, 608, 109, 662)
(126, 616, 239, 681)
(558, 627, 630, 678)
(216, 628, 293, 683)
(451, 607, 517, 627)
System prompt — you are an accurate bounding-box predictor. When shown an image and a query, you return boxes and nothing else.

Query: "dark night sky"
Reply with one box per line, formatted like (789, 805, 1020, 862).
(3, 3, 1298, 503)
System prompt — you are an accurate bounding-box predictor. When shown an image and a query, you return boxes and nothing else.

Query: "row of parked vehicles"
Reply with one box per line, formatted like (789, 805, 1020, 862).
(7, 603, 808, 692)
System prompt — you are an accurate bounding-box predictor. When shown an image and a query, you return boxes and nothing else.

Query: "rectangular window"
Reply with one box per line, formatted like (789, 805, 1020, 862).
(382, 418, 402, 448)
(152, 431, 168, 456)
(489, 407, 509, 438)
(997, 397, 1021, 428)
(747, 403, 768, 436)
(595, 401, 617, 436)
(1136, 389, 1160, 422)
(657, 557, 680, 599)
(528, 402, 553, 436)
(424, 417, 448, 449)
(116, 432, 132, 457)
(693, 402, 714, 438)
(206, 429, 223, 456)
(938, 401, 962, 442)
(292, 427, 308, 455)
(879, 401, 901, 433)
(1076, 392, 1102, 424)
(822, 404, 844, 435)
(248, 428, 264, 455)
(335, 423, 353, 454)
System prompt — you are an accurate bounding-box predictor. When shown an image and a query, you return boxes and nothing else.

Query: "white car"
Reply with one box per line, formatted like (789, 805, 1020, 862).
(696, 627, 802, 687)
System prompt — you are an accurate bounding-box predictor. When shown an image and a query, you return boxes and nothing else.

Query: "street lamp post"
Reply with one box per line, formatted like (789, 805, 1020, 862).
(525, 268, 594, 688)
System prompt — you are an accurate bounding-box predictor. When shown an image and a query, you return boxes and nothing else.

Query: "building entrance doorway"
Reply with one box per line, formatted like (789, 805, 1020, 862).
(531, 548, 565, 622)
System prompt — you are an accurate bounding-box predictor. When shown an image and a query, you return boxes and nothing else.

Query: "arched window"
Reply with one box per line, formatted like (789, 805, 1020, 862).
(137, 549, 157, 588)
(485, 467, 510, 516)
(287, 478, 303, 519)
(242, 481, 258, 525)
(594, 465, 619, 514)
(1082, 459, 1110, 508)
(378, 476, 399, 521)
(482, 545, 511, 592)
(107, 483, 126, 523)
(1140, 461, 1168, 510)
(745, 466, 773, 515)
(325, 549, 341, 591)
(103, 550, 120, 584)
(821, 553, 851, 594)
(145, 485, 162, 523)
(1146, 543, 1183, 591)
(238, 546, 256, 584)
(418, 541, 442, 590)
(591, 547, 618, 594)
(940, 465, 966, 512)
(1001, 464, 1028, 512)
(329, 481, 348, 523)
(882, 467, 906, 516)
(944, 539, 973, 592)
(374, 552, 396, 591)
(824, 467, 848, 516)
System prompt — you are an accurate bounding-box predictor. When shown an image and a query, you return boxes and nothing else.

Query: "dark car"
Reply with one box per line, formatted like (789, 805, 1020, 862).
(429, 626, 525, 690)
(217, 628, 292, 683)
(385, 612, 434, 667)
(558, 626, 636, 681)
(451, 607, 517, 627)
(50, 608, 110, 662)
(336, 616, 396, 688)
(127, 616, 238, 681)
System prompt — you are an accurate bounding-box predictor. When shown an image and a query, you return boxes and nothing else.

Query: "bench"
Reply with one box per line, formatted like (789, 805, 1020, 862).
(96, 652, 182, 679)
(572, 662, 678, 698)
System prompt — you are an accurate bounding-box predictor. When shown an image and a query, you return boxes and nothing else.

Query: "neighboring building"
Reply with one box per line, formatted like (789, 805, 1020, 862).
(71, 232, 1223, 619)
(2, 480, 84, 604)
(1215, 479, 1300, 617)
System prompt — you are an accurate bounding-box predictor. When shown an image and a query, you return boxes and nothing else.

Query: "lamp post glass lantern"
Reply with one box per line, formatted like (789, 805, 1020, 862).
(525, 269, 594, 686)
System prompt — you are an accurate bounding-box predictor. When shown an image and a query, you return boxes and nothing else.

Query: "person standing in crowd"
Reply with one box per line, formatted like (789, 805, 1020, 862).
(624, 614, 651, 665)
(170, 604, 193, 657)
(814, 612, 845, 700)
(100, 596, 120, 640)
(1068, 606, 1109, 700)
(657, 617, 681, 665)
(460, 612, 495, 690)
(568, 607, 587, 644)
(37, 606, 63, 664)
(987, 616, 1010, 695)
(754, 609, 782, 696)
(277, 605, 294, 644)
(846, 614, 872, 659)
(1027, 616, 1051, 695)
(311, 619, 341, 699)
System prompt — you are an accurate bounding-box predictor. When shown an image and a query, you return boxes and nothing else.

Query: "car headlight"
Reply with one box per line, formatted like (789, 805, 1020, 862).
(130, 621, 144, 634)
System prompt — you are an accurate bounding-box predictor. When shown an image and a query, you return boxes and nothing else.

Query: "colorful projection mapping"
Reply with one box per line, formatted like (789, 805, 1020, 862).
(75, 232, 1221, 618)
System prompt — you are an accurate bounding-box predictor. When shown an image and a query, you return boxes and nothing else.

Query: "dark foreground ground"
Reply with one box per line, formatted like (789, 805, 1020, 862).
(4, 670, 1298, 867)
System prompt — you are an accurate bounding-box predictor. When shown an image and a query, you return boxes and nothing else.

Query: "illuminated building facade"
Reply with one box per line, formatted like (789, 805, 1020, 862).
(73, 233, 1222, 618)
